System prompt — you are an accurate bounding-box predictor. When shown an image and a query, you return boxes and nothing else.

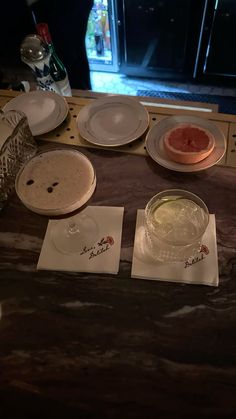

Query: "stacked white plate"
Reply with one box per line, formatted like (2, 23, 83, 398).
(3, 90, 69, 136)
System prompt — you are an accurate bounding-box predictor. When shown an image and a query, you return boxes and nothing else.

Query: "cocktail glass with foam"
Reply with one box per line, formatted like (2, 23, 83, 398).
(144, 189, 209, 263)
(15, 147, 98, 254)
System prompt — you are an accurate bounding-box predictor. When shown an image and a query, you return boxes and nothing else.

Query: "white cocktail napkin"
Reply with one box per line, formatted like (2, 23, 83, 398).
(131, 211, 219, 286)
(37, 206, 124, 274)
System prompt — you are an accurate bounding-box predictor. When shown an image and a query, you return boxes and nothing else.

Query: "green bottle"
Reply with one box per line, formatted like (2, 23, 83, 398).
(36, 22, 72, 96)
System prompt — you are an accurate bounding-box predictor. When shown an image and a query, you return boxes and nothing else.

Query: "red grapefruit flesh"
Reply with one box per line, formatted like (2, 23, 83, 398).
(163, 124, 215, 164)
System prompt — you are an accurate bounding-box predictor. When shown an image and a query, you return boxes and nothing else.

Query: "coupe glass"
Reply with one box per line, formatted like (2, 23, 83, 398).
(50, 154, 98, 254)
(15, 147, 98, 254)
(51, 210, 99, 254)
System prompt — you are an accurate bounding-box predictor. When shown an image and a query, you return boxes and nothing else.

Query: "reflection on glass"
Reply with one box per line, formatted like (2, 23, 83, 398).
(86, 0, 113, 66)
(51, 213, 99, 254)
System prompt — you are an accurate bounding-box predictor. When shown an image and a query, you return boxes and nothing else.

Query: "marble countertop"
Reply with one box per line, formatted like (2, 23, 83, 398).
(1, 144, 236, 418)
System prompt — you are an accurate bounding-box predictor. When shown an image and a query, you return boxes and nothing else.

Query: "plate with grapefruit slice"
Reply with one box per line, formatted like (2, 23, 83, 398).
(146, 115, 226, 172)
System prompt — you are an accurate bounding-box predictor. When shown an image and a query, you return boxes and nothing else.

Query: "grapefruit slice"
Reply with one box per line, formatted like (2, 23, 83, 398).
(163, 124, 215, 164)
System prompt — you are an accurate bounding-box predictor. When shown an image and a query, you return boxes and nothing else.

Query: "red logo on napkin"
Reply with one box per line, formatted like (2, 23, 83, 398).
(80, 235, 115, 260)
(200, 244, 209, 255)
(184, 244, 209, 268)
(98, 236, 114, 246)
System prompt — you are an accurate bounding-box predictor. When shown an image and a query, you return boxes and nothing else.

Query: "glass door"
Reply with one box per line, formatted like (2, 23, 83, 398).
(203, 0, 236, 77)
(193, 0, 236, 83)
(117, 0, 206, 79)
(86, 0, 119, 72)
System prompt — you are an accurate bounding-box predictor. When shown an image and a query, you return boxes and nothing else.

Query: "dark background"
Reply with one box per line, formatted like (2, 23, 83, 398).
(117, 0, 236, 85)
(0, 0, 235, 88)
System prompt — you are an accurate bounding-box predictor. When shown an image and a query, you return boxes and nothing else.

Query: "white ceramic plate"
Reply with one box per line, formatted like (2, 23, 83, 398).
(15, 148, 96, 216)
(77, 95, 149, 147)
(3, 90, 69, 136)
(145, 115, 227, 172)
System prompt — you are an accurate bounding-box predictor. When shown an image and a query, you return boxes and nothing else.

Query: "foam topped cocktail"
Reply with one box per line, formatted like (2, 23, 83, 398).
(15, 148, 98, 254)
(16, 148, 96, 214)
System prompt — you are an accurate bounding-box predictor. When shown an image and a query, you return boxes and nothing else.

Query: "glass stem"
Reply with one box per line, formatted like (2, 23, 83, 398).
(68, 222, 80, 235)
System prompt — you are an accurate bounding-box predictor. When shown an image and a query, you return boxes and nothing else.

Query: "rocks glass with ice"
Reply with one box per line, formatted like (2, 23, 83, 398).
(144, 189, 209, 263)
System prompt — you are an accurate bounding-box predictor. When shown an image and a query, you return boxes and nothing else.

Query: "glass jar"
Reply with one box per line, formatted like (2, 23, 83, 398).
(0, 109, 37, 209)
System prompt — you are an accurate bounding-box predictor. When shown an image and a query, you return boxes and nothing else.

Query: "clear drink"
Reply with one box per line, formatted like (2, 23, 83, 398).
(145, 189, 209, 262)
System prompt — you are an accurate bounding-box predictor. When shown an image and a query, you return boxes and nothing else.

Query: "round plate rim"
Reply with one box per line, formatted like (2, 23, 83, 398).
(145, 115, 227, 172)
(3, 90, 69, 136)
(76, 95, 149, 147)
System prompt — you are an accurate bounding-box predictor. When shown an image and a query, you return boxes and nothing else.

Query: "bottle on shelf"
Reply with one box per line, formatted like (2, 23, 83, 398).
(94, 9, 104, 56)
(36, 23, 72, 97)
(20, 34, 61, 94)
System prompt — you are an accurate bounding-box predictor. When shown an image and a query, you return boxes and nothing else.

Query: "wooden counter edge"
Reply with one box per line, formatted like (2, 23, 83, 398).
(1, 88, 236, 123)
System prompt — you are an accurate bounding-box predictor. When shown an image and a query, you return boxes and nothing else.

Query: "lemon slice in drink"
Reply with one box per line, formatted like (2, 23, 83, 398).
(152, 198, 206, 244)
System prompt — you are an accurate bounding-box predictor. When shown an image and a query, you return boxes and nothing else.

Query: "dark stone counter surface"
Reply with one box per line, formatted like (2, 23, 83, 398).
(1, 144, 236, 419)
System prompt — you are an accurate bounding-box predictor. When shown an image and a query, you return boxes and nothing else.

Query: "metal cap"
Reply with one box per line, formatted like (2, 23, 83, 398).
(20, 34, 49, 63)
